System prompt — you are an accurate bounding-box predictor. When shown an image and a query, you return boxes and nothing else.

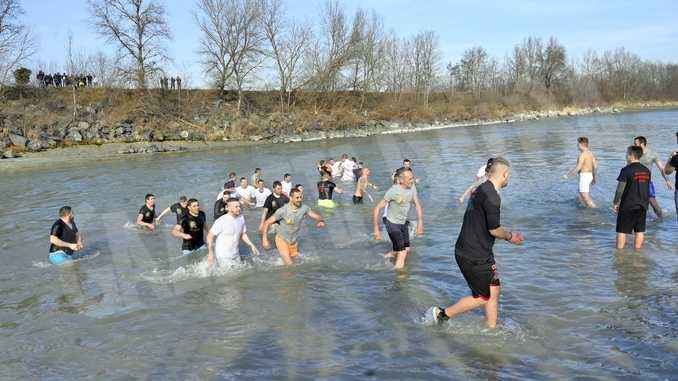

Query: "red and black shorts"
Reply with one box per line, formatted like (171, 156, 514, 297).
(455, 253, 500, 300)
(616, 208, 647, 234)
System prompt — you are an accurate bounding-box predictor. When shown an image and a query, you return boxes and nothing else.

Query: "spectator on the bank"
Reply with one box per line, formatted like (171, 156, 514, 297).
(171, 77, 175, 90)
(176, 76, 182, 91)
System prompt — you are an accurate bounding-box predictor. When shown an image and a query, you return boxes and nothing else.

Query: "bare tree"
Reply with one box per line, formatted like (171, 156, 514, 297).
(412, 31, 438, 107)
(0, 0, 34, 85)
(540, 36, 566, 90)
(196, 0, 264, 113)
(458, 46, 488, 97)
(261, 0, 310, 112)
(88, 0, 171, 89)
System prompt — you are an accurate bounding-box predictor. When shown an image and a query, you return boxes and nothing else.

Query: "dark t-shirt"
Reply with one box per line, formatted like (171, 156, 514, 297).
(49, 219, 78, 254)
(170, 203, 187, 223)
(317, 180, 337, 200)
(180, 211, 206, 251)
(138, 204, 155, 223)
(617, 162, 651, 211)
(455, 181, 501, 261)
(213, 199, 227, 221)
(670, 153, 678, 188)
(263, 193, 289, 220)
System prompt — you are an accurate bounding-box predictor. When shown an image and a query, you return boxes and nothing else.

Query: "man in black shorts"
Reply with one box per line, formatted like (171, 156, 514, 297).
(156, 196, 188, 224)
(258, 181, 290, 234)
(136, 194, 156, 230)
(430, 157, 524, 328)
(614, 146, 651, 250)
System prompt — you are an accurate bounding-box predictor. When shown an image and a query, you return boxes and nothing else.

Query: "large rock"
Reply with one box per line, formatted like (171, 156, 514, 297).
(26, 139, 46, 152)
(77, 121, 90, 130)
(151, 131, 164, 141)
(66, 130, 83, 142)
(180, 130, 189, 139)
(2, 150, 16, 159)
(9, 133, 27, 147)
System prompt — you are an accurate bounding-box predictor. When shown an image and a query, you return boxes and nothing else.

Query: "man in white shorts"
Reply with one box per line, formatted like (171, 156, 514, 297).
(206, 198, 260, 267)
(563, 137, 598, 208)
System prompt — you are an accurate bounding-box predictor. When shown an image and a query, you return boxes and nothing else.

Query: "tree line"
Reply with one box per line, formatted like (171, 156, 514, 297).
(1, 0, 677, 114)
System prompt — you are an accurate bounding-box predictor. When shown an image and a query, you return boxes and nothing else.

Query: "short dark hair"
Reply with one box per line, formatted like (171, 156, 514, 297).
(290, 188, 302, 197)
(145, 193, 155, 200)
(255, 168, 261, 172)
(577, 137, 589, 146)
(627, 145, 643, 160)
(257, 179, 264, 184)
(294, 184, 303, 190)
(634, 136, 647, 145)
(226, 197, 240, 204)
(187, 198, 199, 207)
(240, 177, 247, 181)
(228, 172, 236, 178)
(58, 206, 72, 217)
(272, 180, 282, 188)
(403, 159, 411, 164)
(284, 173, 291, 179)
(179, 196, 187, 202)
(488, 157, 510, 175)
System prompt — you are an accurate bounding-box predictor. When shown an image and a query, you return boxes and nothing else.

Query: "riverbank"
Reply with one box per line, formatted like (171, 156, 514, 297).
(2, 101, 677, 172)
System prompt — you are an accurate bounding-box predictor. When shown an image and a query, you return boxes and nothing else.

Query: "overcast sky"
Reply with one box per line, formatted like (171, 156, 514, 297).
(23, 0, 678, 88)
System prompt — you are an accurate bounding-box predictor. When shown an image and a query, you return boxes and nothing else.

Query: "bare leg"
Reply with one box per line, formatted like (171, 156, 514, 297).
(484, 285, 501, 328)
(649, 198, 663, 218)
(275, 235, 294, 265)
(394, 249, 409, 269)
(579, 192, 596, 208)
(444, 296, 487, 319)
(616, 233, 627, 250)
(634, 232, 645, 250)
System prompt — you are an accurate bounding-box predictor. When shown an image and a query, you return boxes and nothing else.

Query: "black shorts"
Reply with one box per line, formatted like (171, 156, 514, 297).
(616, 208, 647, 234)
(455, 253, 500, 300)
(352, 195, 363, 204)
(383, 217, 410, 252)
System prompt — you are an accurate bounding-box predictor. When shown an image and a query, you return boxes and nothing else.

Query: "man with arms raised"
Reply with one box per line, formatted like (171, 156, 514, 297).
(431, 157, 524, 328)
(373, 167, 424, 270)
(563, 137, 598, 208)
(207, 198, 260, 267)
(261, 189, 325, 265)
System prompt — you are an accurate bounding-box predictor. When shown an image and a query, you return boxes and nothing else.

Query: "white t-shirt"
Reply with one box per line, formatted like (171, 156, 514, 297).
(254, 187, 272, 207)
(236, 185, 256, 201)
(341, 160, 356, 182)
(281, 181, 292, 195)
(209, 214, 246, 263)
(476, 165, 487, 179)
(331, 162, 342, 178)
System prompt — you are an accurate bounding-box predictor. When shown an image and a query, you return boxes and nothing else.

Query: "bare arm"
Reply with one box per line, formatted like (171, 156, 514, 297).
(156, 207, 171, 222)
(206, 230, 216, 264)
(372, 199, 387, 240)
(136, 214, 155, 230)
(564, 154, 584, 178)
(172, 224, 190, 240)
(50, 235, 79, 251)
(665, 154, 677, 175)
(613, 181, 627, 212)
(307, 210, 326, 227)
(240, 232, 260, 256)
(489, 226, 524, 244)
(259, 208, 269, 232)
(413, 195, 424, 236)
(655, 159, 672, 188)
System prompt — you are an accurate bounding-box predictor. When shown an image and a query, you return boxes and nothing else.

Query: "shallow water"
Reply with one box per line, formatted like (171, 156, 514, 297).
(1, 110, 677, 380)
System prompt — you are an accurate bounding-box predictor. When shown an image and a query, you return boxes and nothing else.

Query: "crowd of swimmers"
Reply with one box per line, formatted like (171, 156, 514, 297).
(47, 131, 678, 328)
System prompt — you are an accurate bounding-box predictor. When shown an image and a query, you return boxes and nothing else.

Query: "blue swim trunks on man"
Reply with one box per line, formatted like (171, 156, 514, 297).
(49, 251, 73, 265)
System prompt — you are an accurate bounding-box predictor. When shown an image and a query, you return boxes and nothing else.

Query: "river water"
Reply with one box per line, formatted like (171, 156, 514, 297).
(1, 110, 677, 380)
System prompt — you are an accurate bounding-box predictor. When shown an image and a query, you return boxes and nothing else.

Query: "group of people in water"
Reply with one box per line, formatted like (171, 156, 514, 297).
(47, 131, 678, 328)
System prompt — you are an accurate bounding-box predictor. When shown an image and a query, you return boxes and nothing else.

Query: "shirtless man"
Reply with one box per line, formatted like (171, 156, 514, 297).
(353, 167, 377, 204)
(563, 137, 598, 208)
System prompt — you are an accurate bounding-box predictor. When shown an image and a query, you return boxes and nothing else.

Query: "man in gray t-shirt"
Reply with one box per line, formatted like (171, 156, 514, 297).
(373, 167, 424, 270)
(262, 188, 325, 265)
(634, 136, 674, 218)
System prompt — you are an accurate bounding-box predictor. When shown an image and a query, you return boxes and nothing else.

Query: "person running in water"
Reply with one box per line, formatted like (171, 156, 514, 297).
(251, 168, 263, 187)
(258, 181, 289, 234)
(663, 132, 678, 221)
(614, 146, 651, 250)
(261, 189, 325, 265)
(156, 196, 188, 224)
(459, 158, 494, 204)
(49, 206, 84, 265)
(373, 167, 424, 270)
(634, 136, 673, 218)
(136, 194, 157, 230)
(235, 177, 256, 207)
(253, 179, 272, 208)
(281, 174, 293, 196)
(318, 171, 343, 208)
(216, 172, 238, 200)
(563, 137, 598, 208)
(214, 192, 229, 220)
(431, 157, 525, 328)
(206, 198, 260, 267)
(172, 199, 209, 255)
(353, 167, 376, 204)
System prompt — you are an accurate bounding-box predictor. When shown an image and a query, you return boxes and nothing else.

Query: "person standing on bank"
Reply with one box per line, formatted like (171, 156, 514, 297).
(431, 157, 525, 328)
(49, 206, 84, 265)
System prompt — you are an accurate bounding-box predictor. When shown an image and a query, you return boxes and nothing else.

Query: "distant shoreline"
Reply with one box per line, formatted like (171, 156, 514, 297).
(2, 104, 677, 173)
